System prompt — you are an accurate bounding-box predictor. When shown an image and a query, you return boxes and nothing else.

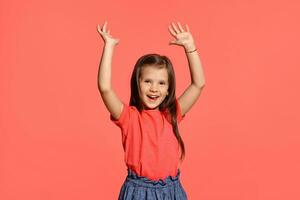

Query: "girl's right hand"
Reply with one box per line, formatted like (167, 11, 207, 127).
(97, 21, 120, 46)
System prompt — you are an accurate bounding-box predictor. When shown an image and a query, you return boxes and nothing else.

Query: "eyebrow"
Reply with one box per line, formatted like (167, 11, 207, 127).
(143, 78, 168, 82)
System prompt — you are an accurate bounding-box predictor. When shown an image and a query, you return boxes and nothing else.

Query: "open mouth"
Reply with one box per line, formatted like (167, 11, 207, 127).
(147, 95, 159, 101)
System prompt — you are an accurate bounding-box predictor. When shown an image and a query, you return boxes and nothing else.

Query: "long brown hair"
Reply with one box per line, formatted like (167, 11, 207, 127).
(129, 53, 186, 162)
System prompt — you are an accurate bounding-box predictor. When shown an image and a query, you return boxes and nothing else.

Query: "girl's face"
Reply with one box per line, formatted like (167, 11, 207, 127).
(138, 65, 169, 110)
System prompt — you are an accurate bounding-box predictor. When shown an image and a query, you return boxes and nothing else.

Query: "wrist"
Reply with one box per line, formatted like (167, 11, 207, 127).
(184, 44, 197, 53)
(185, 47, 197, 53)
(104, 42, 116, 48)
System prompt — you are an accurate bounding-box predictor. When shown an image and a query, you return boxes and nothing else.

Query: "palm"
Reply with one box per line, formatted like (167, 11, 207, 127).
(97, 21, 120, 46)
(168, 22, 195, 49)
(172, 32, 194, 46)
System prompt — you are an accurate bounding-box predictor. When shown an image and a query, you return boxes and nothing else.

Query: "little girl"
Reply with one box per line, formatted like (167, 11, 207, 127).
(97, 21, 205, 200)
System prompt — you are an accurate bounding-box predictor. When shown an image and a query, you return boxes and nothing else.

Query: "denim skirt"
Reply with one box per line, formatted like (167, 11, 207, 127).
(118, 168, 188, 200)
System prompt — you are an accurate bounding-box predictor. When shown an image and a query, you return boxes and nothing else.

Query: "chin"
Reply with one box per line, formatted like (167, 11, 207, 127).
(141, 96, 166, 110)
(144, 104, 158, 110)
(142, 101, 160, 110)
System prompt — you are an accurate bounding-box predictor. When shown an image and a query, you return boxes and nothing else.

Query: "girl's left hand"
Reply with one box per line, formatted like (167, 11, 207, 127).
(168, 22, 196, 51)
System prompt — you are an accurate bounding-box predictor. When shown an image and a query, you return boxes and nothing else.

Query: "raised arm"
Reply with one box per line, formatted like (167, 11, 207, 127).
(97, 21, 123, 120)
(168, 22, 206, 116)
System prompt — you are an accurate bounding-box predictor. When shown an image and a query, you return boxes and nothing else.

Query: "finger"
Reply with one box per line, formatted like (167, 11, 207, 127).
(185, 24, 190, 32)
(168, 25, 177, 37)
(171, 22, 180, 34)
(102, 21, 108, 32)
(177, 22, 185, 32)
(97, 25, 102, 33)
(169, 40, 177, 45)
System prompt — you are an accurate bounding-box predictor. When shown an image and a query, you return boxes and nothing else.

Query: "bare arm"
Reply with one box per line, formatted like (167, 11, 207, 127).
(178, 46, 205, 116)
(97, 22, 123, 120)
(168, 22, 206, 116)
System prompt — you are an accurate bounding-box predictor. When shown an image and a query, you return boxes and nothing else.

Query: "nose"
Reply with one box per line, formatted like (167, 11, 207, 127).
(150, 84, 158, 92)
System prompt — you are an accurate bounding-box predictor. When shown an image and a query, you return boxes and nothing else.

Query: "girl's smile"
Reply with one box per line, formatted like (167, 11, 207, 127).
(138, 65, 169, 110)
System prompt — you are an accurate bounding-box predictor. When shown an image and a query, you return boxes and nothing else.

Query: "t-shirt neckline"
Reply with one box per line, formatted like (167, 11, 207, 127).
(143, 109, 160, 112)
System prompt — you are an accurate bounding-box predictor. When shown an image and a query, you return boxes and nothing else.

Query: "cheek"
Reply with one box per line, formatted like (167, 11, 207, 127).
(139, 84, 146, 92)
(139, 85, 147, 96)
(163, 86, 169, 93)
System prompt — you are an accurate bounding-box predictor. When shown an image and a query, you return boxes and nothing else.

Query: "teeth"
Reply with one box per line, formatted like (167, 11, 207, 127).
(148, 95, 159, 99)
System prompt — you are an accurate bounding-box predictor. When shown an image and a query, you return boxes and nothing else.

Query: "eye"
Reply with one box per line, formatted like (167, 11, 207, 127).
(144, 80, 150, 83)
(159, 82, 166, 85)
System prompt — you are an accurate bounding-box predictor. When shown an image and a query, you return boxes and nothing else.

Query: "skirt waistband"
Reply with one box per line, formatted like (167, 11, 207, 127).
(125, 168, 181, 188)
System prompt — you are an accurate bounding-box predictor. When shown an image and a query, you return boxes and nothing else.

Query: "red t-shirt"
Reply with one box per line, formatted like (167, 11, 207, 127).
(110, 99, 185, 181)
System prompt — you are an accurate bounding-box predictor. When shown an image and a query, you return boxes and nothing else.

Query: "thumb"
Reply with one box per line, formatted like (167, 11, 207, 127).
(169, 40, 177, 45)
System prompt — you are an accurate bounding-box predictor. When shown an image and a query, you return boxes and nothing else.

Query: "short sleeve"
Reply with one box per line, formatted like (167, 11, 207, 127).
(176, 99, 186, 123)
(110, 102, 139, 139)
(110, 102, 129, 128)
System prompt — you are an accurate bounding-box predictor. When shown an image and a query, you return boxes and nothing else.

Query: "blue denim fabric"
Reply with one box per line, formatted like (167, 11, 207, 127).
(118, 168, 188, 200)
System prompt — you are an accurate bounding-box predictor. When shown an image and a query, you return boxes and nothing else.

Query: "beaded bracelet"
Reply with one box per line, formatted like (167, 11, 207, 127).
(185, 48, 197, 53)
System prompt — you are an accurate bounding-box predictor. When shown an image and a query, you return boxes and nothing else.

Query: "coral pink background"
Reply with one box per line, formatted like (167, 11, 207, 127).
(1, 0, 300, 199)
